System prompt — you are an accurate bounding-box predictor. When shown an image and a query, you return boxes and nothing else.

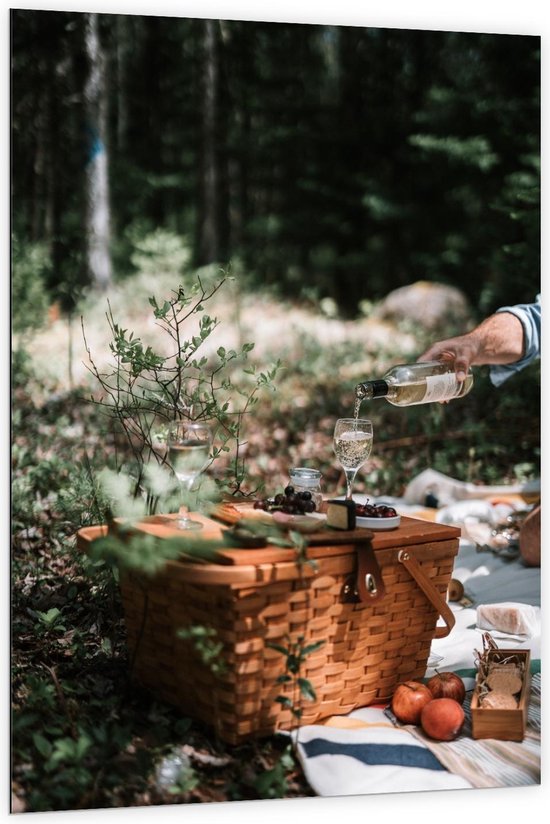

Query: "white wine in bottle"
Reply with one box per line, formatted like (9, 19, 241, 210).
(356, 361, 474, 407)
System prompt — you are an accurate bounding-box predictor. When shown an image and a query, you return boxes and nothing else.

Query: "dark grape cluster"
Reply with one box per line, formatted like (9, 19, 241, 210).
(253, 485, 317, 515)
(356, 501, 397, 518)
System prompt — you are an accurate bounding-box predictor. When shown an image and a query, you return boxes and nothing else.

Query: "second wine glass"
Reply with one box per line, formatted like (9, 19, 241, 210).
(333, 418, 373, 501)
(167, 421, 212, 530)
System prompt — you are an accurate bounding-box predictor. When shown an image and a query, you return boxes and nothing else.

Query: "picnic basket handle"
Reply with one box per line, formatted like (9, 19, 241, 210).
(398, 549, 455, 638)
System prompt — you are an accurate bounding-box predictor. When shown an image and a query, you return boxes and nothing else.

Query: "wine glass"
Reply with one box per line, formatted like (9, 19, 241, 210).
(333, 418, 373, 501)
(167, 421, 212, 530)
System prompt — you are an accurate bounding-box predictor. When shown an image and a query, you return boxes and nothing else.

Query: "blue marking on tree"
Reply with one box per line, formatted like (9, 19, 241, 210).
(85, 125, 104, 163)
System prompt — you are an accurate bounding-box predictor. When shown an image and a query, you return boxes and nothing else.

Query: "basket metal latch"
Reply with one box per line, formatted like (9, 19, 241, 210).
(343, 540, 386, 603)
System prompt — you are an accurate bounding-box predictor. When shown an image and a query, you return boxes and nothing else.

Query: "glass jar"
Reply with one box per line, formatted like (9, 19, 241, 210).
(288, 467, 323, 509)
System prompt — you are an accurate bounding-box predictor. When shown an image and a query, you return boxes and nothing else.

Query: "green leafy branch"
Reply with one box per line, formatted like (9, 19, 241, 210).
(82, 274, 282, 504)
(268, 634, 325, 744)
(176, 626, 227, 677)
(87, 531, 221, 576)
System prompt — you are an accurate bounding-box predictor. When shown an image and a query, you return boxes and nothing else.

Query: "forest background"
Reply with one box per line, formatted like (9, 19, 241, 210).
(11, 8, 541, 815)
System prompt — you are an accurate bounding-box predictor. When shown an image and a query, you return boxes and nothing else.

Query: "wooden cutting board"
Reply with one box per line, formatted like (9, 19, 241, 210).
(213, 501, 460, 543)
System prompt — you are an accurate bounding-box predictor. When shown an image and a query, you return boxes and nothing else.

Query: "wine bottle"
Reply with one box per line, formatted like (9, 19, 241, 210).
(355, 361, 474, 407)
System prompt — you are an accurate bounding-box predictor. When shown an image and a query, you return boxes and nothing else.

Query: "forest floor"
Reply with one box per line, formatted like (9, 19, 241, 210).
(11, 274, 539, 812)
(24, 269, 419, 390)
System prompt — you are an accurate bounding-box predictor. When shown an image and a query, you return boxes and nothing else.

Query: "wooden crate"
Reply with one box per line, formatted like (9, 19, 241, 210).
(77, 514, 460, 745)
(470, 649, 531, 741)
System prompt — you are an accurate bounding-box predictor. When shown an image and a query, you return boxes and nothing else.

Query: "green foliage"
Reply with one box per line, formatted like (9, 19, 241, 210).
(11, 669, 149, 811)
(408, 134, 499, 171)
(55, 460, 110, 528)
(12, 16, 539, 313)
(89, 531, 220, 575)
(480, 153, 540, 312)
(84, 275, 282, 499)
(11, 284, 539, 810)
(252, 745, 295, 799)
(177, 626, 227, 677)
(11, 430, 108, 535)
(11, 235, 51, 336)
(32, 608, 66, 632)
(268, 635, 325, 726)
(11, 346, 36, 389)
(128, 226, 192, 279)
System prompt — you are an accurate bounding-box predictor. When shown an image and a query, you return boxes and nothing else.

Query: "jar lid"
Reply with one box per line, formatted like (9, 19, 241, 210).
(289, 467, 322, 487)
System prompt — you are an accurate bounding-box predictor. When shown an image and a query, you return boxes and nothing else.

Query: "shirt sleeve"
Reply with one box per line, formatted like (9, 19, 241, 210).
(489, 295, 541, 386)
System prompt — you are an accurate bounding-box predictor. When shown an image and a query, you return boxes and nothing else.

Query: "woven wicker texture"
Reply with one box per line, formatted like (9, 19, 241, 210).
(116, 534, 458, 744)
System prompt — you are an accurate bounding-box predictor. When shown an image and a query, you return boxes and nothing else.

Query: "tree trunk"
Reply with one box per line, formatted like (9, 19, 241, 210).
(31, 92, 48, 242)
(84, 12, 112, 290)
(198, 19, 221, 264)
(115, 15, 130, 153)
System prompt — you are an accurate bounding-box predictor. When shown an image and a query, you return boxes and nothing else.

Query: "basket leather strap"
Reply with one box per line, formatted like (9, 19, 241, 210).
(348, 541, 387, 603)
(398, 549, 455, 638)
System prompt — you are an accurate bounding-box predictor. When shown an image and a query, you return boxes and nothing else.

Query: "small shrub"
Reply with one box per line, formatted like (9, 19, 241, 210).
(128, 226, 192, 279)
(11, 234, 51, 337)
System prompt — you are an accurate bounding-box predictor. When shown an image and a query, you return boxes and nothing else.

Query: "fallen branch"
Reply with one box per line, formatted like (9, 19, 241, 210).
(376, 430, 473, 450)
(376, 429, 538, 451)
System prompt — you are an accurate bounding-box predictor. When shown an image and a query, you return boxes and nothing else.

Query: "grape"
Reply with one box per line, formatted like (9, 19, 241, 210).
(253, 486, 317, 515)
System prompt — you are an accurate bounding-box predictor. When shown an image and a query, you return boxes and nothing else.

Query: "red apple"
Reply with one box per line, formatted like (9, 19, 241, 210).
(420, 697, 464, 741)
(426, 671, 466, 705)
(391, 681, 433, 725)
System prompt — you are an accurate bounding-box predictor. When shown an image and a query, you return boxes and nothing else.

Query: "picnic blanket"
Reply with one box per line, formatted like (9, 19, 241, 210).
(294, 488, 542, 796)
(294, 672, 540, 795)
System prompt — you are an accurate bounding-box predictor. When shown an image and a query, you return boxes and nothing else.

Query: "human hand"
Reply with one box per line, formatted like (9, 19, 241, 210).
(417, 332, 481, 382)
(418, 311, 526, 382)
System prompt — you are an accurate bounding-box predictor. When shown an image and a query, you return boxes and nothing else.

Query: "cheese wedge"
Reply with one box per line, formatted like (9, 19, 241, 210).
(326, 500, 356, 530)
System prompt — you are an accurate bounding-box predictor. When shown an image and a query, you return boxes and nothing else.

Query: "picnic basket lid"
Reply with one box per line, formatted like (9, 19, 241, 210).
(76, 506, 461, 570)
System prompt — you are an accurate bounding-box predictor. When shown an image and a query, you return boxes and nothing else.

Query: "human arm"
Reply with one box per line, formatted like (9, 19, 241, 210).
(419, 312, 525, 379)
(418, 298, 541, 386)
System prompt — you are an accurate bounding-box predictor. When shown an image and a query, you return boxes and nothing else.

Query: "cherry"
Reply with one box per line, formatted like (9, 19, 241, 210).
(356, 501, 398, 518)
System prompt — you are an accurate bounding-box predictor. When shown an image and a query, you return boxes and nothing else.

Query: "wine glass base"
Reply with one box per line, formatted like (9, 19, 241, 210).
(426, 652, 444, 669)
(175, 518, 204, 531)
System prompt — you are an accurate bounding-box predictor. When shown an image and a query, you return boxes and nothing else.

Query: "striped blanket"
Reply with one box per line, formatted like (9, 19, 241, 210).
(403, 672, 541, 788)
(294, 672, 540, 796)
(293, 497, 542, 797)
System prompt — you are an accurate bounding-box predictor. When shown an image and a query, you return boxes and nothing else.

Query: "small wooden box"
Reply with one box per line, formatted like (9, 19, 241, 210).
(470, 649, 531, 741)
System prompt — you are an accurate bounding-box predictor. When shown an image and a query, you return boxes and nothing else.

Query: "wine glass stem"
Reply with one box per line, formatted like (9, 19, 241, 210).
(344, 469, 357, 501)
(178, 504, 190, 526)
(177, 478, 194, 526)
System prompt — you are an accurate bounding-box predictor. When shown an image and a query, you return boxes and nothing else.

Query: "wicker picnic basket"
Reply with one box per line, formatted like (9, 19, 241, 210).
(77, 512, 459, 745)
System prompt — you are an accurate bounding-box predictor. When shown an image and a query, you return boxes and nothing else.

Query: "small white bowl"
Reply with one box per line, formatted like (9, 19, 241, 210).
(356, 514, 401, 530)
